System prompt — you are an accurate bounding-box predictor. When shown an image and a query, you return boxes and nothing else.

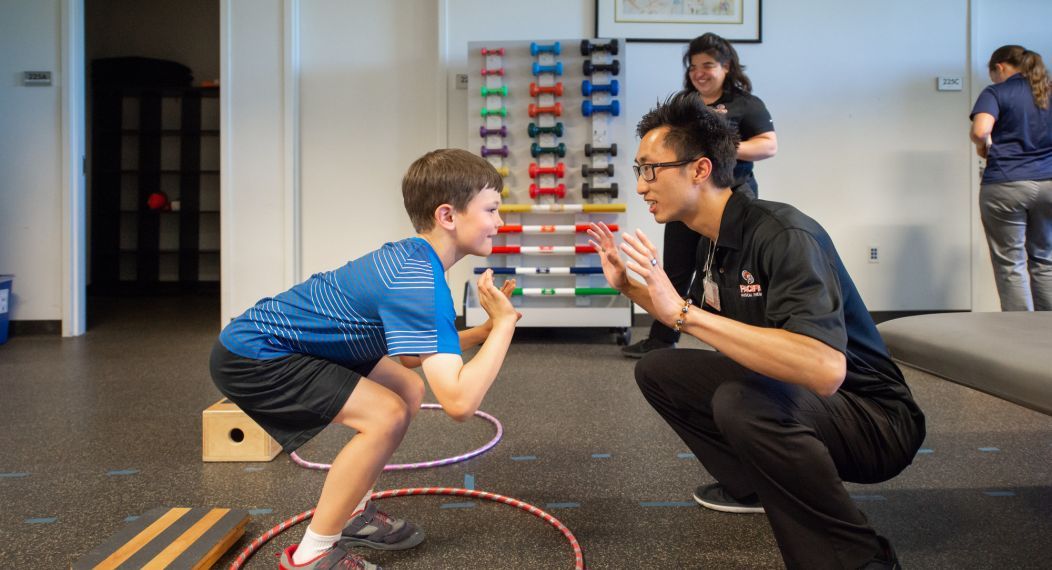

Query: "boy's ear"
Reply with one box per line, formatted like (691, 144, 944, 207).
(434, 203, 456, 230)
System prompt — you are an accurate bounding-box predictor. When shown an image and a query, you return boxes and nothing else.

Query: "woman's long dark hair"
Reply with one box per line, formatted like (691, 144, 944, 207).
(989, 45, 1050, 110)
(682, 33, 752, 94)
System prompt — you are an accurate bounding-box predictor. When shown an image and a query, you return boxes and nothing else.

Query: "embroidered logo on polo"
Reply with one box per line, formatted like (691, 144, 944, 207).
(739, 269, 763, 298)
(713, 104, 728, 115)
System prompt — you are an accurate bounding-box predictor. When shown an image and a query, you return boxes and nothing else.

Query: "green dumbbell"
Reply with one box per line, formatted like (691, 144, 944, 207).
(480, 107, 508, 118)
(531, 142, 567, 157)
(480, 85, 508, 97)
(527, 122, 564, 137)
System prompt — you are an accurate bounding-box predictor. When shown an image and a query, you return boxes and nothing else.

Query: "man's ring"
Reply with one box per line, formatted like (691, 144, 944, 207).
(649, 258, 658, 267)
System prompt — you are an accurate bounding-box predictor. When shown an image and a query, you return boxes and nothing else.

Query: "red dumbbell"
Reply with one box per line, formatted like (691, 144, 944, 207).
(480, 47, 505, 56)
(529, 82, 564, 97)
(529, 183, 567, 199)
(528, 162, 566, 179)
(480, 67, 504, 76)
(528, 102, 562, 117)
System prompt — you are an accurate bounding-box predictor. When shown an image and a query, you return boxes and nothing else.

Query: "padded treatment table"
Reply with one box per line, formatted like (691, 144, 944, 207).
(878, 312, 1052, 416)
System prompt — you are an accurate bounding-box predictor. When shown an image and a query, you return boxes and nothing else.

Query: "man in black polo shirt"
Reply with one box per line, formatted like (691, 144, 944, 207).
(588, 92, 925, 569)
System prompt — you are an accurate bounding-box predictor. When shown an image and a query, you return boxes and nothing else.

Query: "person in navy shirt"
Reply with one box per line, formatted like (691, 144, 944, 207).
(970, 44, 1052, 311)
(589, 93, 923, 569)
(211, 149, 519, 569)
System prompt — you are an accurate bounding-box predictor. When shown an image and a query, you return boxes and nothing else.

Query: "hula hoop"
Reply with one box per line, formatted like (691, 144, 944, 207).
(228, 487, 585, 570)
(289, 404, 503, 471)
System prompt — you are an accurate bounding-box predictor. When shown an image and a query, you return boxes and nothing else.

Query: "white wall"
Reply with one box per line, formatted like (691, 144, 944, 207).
(0, 0, 64, 321)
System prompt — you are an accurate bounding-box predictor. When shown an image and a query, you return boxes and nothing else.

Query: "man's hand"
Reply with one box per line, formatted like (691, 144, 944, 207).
(587, 222, 630, 291)
(619, 229, 683, 326)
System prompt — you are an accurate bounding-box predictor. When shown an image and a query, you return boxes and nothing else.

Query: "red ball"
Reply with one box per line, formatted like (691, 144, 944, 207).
(147, 192, 168, 211)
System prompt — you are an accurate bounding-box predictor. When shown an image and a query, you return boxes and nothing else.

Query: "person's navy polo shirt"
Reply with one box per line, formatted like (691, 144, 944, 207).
(970, 73, 1052, 184)
(686, 191, 922, 411)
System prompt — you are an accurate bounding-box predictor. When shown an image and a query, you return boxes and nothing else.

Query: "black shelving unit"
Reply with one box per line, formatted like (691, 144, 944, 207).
(90, 84, 220, 293)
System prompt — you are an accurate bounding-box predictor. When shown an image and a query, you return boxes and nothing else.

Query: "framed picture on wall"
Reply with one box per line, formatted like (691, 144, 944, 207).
(595, 0, 762, 43)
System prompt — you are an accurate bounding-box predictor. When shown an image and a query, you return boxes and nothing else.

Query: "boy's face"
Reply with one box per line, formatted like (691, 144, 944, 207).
(454, 186, 504, 256)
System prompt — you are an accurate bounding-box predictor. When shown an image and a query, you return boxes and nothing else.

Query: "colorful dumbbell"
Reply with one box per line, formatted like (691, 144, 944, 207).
(529, 102, 563, 117)
(496, 166, 510, 177)
(582, 164, 614, 177)
(528, 122, 564, 137)
(481, 67, 504, 76)
(531, 142, 567, 158)
(529, 82, 564, 97)
(529, 183, 567, 199)
(582, 100, 619, 117)
(530, 41, 561, 56)
(582, 183, 619, 199)
(584, 143, 617, 157)
(481, 145, 509, 158)
(480, 125, 508, 138)
(580, 39, 619, 56)
(480, 47, 505, 56)
(532, 61, 564, 76)
(583, 60, 620, 76)
(481, 85, 508, 97)
(528, 162, 566, 178)
(581, 79, 619, 96)
(481, 107, 508, 117)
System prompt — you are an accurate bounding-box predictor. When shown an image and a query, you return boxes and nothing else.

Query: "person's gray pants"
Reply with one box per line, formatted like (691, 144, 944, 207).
(979, 178, 1052, 311)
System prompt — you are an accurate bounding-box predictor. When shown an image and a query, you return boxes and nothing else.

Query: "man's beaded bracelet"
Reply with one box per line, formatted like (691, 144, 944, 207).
(673, 299, 693, 332)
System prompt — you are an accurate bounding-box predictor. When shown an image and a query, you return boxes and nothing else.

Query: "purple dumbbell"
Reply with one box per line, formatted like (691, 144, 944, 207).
(480, 125, 508, 138)
(481, 145, 509, 158)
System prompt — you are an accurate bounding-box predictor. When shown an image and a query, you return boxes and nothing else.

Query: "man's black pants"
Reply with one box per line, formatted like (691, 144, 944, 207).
(635, 348, 924, 569)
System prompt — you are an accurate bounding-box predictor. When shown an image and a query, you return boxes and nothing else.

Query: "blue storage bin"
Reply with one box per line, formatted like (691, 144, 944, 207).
(0, 275, 12, 345)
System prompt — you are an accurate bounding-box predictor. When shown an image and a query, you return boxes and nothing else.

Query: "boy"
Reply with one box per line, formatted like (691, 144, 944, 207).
(210, 149, 518, 569)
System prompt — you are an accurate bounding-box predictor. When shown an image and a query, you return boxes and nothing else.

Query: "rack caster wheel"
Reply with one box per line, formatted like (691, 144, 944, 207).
(614, 327, 631, 346)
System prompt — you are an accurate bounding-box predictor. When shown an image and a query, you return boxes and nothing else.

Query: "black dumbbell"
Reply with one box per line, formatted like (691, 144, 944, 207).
(580, 39, 619, 56)
(583, 60, 620, 76)
(584, 143, 617, 157)
(582, 164, 614, 177)
(582, 183, 619, 199)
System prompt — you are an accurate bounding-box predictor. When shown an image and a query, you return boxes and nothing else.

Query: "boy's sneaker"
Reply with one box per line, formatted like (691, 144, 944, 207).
(342, 502, 425, 550)
(279, 541, 380, 569)
(693, 483, 765, 514)
(621, 337, 674, 359)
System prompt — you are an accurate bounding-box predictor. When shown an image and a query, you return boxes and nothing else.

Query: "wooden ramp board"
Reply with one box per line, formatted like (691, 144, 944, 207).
(72, 507, 250, 570)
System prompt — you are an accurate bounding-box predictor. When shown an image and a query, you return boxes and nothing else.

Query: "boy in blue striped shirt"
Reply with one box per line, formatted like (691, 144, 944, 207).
(210, 149, 518, 569)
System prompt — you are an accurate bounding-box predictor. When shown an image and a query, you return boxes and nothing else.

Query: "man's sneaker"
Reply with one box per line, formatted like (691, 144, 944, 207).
(621, 337, 674, 359)
(279, 541, 380, 569)
(693, 483, 765, 514)
(341, 501, 425, 551)
(859, 536, 902, 569)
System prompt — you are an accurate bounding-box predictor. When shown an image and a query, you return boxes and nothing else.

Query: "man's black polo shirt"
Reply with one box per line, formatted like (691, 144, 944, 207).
(687, 191, 922, 412)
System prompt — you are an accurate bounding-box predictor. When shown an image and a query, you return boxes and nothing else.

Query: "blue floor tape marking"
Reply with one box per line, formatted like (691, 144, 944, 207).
(677, 452, 695, 459)
(465, 473, 475, 490)
(25, 517, 57, 524)
(249, 508, 273, 516)
(244, 466, 265, 472)
(546, 502, 580, 509)
(591, 453, 611, 459)
(640, 501, 695, 507)
(440, 502, 476, 509)
(916, 448, 934, 454)
(978, 447, 1000, 452)
(850, 494, 887, 501)
(107, 469, 139, 476)
(511, 455, 537, 461)
(0, 472, 30, 478)
(984, 490, 1016, 497)
(124, 515, 141, 522)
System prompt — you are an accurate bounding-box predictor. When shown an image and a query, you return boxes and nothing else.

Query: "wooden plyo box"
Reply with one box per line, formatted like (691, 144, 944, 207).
(202, 398, 281, 462)
(72, 506, 250, 569)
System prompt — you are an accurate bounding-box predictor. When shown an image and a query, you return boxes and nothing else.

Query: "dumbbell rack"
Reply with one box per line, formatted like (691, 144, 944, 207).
(479, 47, 510, 187)
(466, 39, 631, 344)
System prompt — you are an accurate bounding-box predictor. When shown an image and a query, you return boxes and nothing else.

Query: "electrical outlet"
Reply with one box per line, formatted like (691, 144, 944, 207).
(456, 74, 468, 90)
(868, 246, 879, 264)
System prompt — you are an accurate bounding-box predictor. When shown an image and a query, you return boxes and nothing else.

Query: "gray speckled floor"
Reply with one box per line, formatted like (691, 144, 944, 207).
(1, 294, 1050, 569)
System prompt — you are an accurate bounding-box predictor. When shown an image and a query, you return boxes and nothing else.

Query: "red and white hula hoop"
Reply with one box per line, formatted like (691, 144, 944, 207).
(228, 487, 585, 569)
(289, 403, 504, 471)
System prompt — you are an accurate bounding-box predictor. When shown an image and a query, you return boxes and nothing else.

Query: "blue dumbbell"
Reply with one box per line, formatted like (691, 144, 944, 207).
(530, 41, 562, 56)
(582, 100, 620, 117)
(532, 61, 564, 76)
(582, 79, 620, 97)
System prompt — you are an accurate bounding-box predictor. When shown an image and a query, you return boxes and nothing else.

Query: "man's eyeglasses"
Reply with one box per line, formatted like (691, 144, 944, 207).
(632, 157, 703, 182)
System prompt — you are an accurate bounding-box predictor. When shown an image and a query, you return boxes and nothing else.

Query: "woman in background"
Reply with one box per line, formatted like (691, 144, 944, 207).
(622, 32, 777, 357)
(971, 45, 1052, 311)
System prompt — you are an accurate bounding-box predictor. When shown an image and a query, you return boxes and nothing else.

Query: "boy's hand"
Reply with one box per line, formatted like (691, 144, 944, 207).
(481, 278, 521, 333)
(587, 222, 630, 290)
(478, 270, 518, 327)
